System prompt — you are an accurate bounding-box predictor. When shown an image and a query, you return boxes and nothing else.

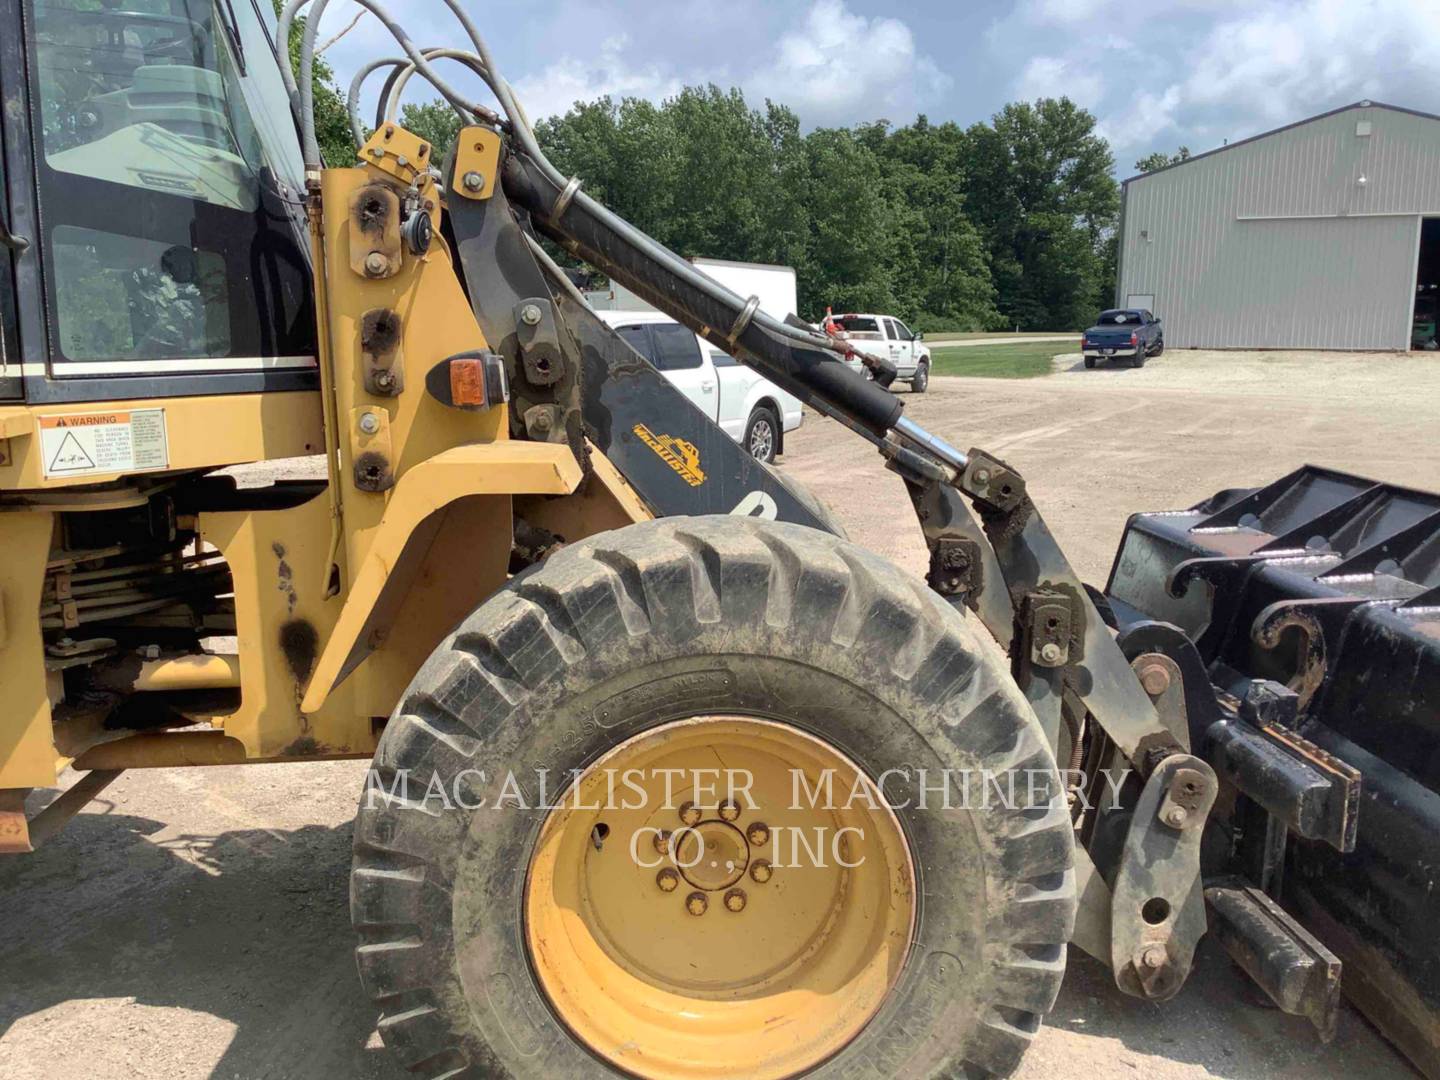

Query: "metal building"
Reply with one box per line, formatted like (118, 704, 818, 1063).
(1116, 101, 1440, 350)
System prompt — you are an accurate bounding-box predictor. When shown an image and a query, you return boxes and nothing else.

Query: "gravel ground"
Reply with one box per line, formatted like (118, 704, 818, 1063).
(2, 348, 1436, 1079)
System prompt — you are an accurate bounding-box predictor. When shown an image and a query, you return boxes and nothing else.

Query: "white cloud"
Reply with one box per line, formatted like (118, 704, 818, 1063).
(1176, 0, 1427, 123)
(444, 0, 948, 127)
(1016, 56, 1104, 110)
(510, 35, 687, 121)
(993, 0, 1440, 164)
(756, 0, 951, 124)
(1016, 0, 1122, 26)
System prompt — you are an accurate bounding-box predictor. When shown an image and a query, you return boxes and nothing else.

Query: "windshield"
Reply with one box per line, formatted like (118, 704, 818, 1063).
(28, 0, 316, 374)
(31, 0, 294, 211)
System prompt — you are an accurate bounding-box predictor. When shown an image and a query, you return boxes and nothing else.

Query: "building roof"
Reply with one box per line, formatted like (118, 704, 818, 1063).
(1121, 100, 1440, 187)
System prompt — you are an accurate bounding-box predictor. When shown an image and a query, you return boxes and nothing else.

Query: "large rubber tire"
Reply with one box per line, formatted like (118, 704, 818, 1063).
(744, 405, 779, 463)
(1131, 351, 1146, 368)
(911, 359, 930, 393)
(1083, 356, 1096, 369)
(1152, 337, 1164, 356)
(352, 517, 1075, 1079)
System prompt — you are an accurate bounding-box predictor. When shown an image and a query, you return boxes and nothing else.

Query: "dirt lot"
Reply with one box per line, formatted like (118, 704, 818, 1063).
(3, 349, 1437, 1079)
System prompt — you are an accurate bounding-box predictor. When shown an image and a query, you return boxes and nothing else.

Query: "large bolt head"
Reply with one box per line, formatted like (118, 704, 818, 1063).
(724, 888, 747, 913)
(749, 860, 772, 884)
(656, 868, 679, 893)
(685, 891, 708, 916)
(520, 303, 543, 326)
(363, 251, 389, 277)
(718, 799, 741, 822)
(358, 411, 380, 435)
(462, 170, 484, 191)
(652, 829, 672, 856)
(746, 822, 770, 847)
(678, 801, 703, 827)
(1140, 944, 1168, 969)
(1039, 642, 1063, 664)
(1164, 806, 1188, 828)
(1139, 662, 1172, 696)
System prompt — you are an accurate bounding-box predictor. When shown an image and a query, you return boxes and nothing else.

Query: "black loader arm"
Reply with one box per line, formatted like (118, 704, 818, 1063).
(445, 136, 905, 530)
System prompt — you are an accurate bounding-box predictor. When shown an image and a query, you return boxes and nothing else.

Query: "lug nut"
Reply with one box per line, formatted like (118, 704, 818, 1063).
(374, 370, 394, 390)
(462, 170, 484, 191)
(746, 822, 770, 847)
(749, 860, 772, 884)
(685, 891, 708, 916)
(363, 251, 389, 277)
(656, 867, 679, 893)
(718, 799, 741, 822)
(678, 801, 702, 827)
(724, 888, 747, 913)
(1164, 807, 1188, 828)
(973, 468, 991, 485)
(1040, 642, 1063, 664)
(1140, 944, 1167, 969)
(652, 829, 672, 856)
(520, 303, 543, 326)
(358, 411, 380, 435)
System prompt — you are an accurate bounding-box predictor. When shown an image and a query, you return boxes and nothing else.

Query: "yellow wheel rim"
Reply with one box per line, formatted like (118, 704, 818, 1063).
(524, 717, 916, 1079)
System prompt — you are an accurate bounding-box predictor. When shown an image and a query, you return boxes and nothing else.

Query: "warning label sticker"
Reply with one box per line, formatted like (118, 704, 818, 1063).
(39, 410, 169, 478)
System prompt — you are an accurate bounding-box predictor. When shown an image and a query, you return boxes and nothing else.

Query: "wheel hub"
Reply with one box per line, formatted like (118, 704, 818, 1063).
(523, 716, 916, 1079)
(674, 819, 748, 891)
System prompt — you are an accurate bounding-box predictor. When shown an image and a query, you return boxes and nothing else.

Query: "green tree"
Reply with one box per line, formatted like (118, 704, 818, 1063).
(1134, 146, 1191, 173)
(406, 83, 1121, 329)
(860, 115, 999, 330)
(398, 100, 464, 159)
(538, 97, 680, 244)
(274, 0, 354, 165)
(797, 127, 896, 316)
(963, 98, 1118, 329)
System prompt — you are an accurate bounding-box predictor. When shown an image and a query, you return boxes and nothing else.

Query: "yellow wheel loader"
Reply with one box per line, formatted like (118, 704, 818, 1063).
(2, 2, 1438, 1077)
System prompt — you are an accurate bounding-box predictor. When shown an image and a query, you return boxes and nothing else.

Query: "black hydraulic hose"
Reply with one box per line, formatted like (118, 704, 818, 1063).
(502, 152, 904, 437)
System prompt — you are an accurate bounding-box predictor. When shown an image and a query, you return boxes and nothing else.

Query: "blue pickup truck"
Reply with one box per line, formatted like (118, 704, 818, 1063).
(1081, 309, 1164, 368)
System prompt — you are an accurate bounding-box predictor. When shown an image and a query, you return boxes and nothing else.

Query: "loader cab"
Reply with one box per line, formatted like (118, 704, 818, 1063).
(0, 0, 318, 404)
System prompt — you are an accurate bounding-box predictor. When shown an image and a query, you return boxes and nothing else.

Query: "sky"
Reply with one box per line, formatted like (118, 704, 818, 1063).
(323, 0, 1440, 176)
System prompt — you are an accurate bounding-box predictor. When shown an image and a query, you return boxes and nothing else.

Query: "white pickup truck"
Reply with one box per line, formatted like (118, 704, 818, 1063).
(591, 259, 806, 463)
(597, 309, 803, 463)
(829, 313, 932, 392)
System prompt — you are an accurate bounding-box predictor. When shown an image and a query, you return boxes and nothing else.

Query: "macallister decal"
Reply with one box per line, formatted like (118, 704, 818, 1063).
(633, 423, 705, 487)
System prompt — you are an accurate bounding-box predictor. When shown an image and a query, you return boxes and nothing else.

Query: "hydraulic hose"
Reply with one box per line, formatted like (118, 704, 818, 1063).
(278, 0, 492, 168)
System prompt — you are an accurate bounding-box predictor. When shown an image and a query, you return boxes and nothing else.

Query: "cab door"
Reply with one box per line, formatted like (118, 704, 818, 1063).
(883, 318, 914, 376)
(0, 45, 23, 401)
(710, 347, 755, 438)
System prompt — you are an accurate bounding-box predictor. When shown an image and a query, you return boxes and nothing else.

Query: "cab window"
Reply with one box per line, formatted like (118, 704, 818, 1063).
(27, 0, 315, 373)
(835, 316, 880, 336)
(649, 323, 703, 371)
(615, 324, 655, 363)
